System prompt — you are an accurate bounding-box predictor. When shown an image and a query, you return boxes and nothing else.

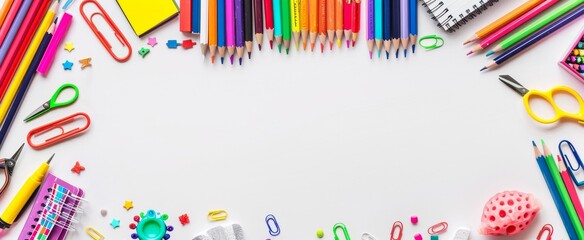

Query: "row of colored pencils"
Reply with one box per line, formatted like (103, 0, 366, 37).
(0, 0, 59, 150)
(366, 0, 416, 59)
(533, 140, 584, 240)
(463, 0, 584, 71)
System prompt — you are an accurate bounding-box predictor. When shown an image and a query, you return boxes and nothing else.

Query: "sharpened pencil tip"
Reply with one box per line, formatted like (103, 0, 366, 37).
(286, 48, 289, 55)
(369, 52, 372, 59)
(303, 42, 307, 51)
(278, 44, 282, 53)
(230, 55, 234, 64)
(320, 43, 324, 53)
(221, 57, 224, 64)
(310, 43, 315, 52)
(378, 50, 381, 58)
(211, 56, 215, 63)
(404, 50, 406, 58)
(295, 43, 299, 51)
(395, 51, 398, 59)
(486, 51, 494, 57)
(532, 140, 536, 147)
(352, 40, 355, 47)
(269, 41, 273, 49)
(466, 50, 473, 56)
(239, 58, 242, 65)
(337, 39, 341, 48)
(248, 52, 251, 59)
(480, 67, 487, 72)
(412, 45, 415, 53)
(329, 42, 332, 50)
(541, 139, 545, 145)
(386, 52, 389, 59)
(463, 40, 470, 45)
(346, 40, 350, 48)
(258, 44, 262, 51)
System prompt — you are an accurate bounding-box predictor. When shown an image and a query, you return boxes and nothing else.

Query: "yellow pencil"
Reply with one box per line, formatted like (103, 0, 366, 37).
(291, 0, 301, 51)
(0, 0, 57, 123)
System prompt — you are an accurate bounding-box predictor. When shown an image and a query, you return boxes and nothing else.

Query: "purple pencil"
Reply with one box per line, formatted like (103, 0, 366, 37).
(399, 0, 408, 57)
(0, 0, 32, 64)
(227, 0, 236, 64)
(235, 0, 244, 65)
(367, 0, 374, 59)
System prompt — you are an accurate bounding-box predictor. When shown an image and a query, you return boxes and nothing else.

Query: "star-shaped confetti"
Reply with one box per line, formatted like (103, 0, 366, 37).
(138, 47, 150, 58)
(110, 218, 120, 229)
(147, 37, 157, 47)
(123, 200, 133, 211)
(79, 58, 92, 69)
(62, 60, 73, 70)
(166, 40, 179, 49)
(64, 42, 74, 52)
(71, 161, 85, 174)
(182, 39, 195, 49)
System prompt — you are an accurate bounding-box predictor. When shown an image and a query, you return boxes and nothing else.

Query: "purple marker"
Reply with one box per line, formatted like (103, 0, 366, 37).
(0, 0, 33, 64)
(367, 0, 374, 59)
(235, 0, 244, 65)
(399, 0, 408, 57)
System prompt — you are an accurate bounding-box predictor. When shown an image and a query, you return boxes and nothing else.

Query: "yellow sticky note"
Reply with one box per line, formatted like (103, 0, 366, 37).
(116, 0, 179, 37)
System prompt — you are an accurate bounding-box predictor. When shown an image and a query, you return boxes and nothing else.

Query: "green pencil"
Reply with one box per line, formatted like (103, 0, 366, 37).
(281, 0, 292, 54)
(487, 0, 584, 56)
(542, 140, 584, 240)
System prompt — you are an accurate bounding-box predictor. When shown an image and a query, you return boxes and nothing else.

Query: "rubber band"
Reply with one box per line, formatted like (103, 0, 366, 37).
(390, 221, 403, 240)
(207, 210, 228, 221)
(418, 35, 444, 50)
(86, 227, 104, 240)
(427, 222, 448, 235)
(265, 214, 281, 236)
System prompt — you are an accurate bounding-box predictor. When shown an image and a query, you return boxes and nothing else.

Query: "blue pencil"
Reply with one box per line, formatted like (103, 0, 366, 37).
(390, 0, 400, 58)
(374, 0, 382, 57)
(382, 0, 390, 59)
(192, 0, 201, 33)
(408, 0, 416, 53)
(533, 141, 578, 240)
(218, 0, 226, 63)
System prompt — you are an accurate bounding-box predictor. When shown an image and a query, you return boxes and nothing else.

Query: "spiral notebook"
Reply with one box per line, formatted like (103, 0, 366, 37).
(422, 0, 500, 32)
(17, 173, 84, 240)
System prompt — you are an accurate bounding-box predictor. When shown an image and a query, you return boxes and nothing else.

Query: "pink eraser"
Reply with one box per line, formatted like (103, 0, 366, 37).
(410, 216, 418, 224)
(480, 191, 541, 236)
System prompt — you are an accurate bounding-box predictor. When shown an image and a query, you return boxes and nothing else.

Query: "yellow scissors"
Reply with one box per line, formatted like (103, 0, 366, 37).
(499, 75, 584, 124)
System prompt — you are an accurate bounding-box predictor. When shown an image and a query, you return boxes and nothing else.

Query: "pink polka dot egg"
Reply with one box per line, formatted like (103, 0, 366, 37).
(480, 191, 541, 236)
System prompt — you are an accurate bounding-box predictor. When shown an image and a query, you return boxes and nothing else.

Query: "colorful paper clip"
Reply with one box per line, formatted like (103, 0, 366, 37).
(27, 112, 91, 150)
(79, 0, 132, 62)
(333, 223, 350, 240)
(536, 224, 553, 240)
(86, 227, 105, 240)
(265, 214, 281, 236)
(207, 209, 228, 221)
(427, 222, 448, 235)
(390, 221, 403, 240)
(559, 140, 584, 186)
(361, 232, 376, 240)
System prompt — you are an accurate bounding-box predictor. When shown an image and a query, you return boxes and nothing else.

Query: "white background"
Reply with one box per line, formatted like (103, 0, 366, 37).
(0, 0, 583, 239)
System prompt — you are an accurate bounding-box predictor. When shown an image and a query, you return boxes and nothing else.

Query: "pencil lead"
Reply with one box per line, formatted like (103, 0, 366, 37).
(311, 43, 315, 52)
(286, 48, 289, 55)
(337, 39, 341, 48)
(466, 50, 473, 56)
(278, 44, 282, 53)
(385, 51, 389, 59)
(395, 51, 398, 59)
(541, 139, 546, 145)
(258, 44, 262, 51)
(303, 42, 307, 51)
(532, 140, 536, 147)
(404, 49, 407, 58)
(352, 40, 355, 47)
(480, 66, 487, 72)
(320, 43, 324, 53)
(412, 44, 415, 53)
(248, 52, 251, 59)
(329, 42, 333, 50)
(486, 50, 494, 57)
(221, 57, 224, 64)
(269, 40, 273, 49)
(211, 56, 215, 63)
(377, 50, 381, 58)
(295, 42, 299, 51)
(369, 52, 372, 59)
(346, 40, 350, 48)
(239, 58, 242, 65)
(230, 55, 234, 64)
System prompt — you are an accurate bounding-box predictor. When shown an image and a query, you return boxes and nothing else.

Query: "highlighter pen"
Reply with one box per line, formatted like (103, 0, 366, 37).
(0, 154, 54, 230)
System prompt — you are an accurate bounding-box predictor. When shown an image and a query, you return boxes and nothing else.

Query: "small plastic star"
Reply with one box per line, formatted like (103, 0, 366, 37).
(123, 200, 133, 211)
(79, 58, 92, 69)
(166, 40, 179, 49)
(71, 161, 85, 174)
(110, 218, 120, 228)
(178, 214, 190, 225)
(64, 42, 74, 52)
(62, 60, 73, 70)
(181, 39, 195, 49)
(138, 47, 150, 58)
(147, 37, 157, 47)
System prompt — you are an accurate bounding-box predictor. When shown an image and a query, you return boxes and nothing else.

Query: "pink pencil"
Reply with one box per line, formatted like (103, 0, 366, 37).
(559, 155, 584, 227)
(226, 0, 235, 64)
(467, 0, 559, 55)
(0, 0, 23, 45)
(37, 12, 73, 76)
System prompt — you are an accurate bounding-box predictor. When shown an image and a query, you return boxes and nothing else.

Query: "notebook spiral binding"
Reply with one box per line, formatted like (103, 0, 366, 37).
(421, 0, 500, 32)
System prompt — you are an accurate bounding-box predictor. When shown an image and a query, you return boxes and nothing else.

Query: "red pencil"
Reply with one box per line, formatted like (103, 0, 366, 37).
(350, 0, 360, 46)
(263, 0, 274, 49)
(0, 0, 23, 45)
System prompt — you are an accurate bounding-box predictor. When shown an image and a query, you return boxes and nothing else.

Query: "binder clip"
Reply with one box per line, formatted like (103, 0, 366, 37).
(27, 112, 91, 150)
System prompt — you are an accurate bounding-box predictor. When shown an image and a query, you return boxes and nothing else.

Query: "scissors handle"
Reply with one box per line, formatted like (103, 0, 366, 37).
(523, 86, 584, 124)
(50, 83, 79, 108)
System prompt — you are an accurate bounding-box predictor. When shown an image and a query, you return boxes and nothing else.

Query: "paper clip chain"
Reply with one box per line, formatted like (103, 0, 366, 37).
(207, 210, 228, 221)
(390, 221, 403, 240)
(427, 222, 448, 235)
(536, 224, 553, 240)
(333, 223, 350, 240)
(265, 214, 281, 236)
(86, 227, 105, 240)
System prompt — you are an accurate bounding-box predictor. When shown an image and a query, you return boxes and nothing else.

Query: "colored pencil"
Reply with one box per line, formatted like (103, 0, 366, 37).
(0, 0, 31, 64)
(343, 0, 351, 48)
(201, 0, 209, 58)
(244, 0, 253, 58)
(0, 18, 54, 149)
(235, 0, 245, 64)
(291, 0, 301, 50)
(542, 140, 584, 240)
(487, 0, 584, 56)
(264, 0, 274, 49)
(326, 0, 335, 49)
(382, 0, 390, 58)
(351, 0, 360, 47)
(0, 0, 14, 27)
(390, 0, 400, 58)
(309, 0, 318, 51)
(533, 141, 578, 240)
(399, 0, 408, 57)
(408, 0, 416, 53)
(301, 0, 309, 50)
(367, 0, 374, 58)
(559, 155, 584, 229)
(481, 4, 584, 71)
(317, 0, 327, 52)
(254, 0, 264, 50)
(464, 0, 544, 44)
(374, 0, 381, 57)
(282, 0, 292, 53)
(0, 1, 56, 124)
(37, 11, 71, 76)
(209, 0, 219, 62)
(180, 0, 192, 32)
(0, 0, 23, 46)
(218, 0, 227, 63)
(192, 0, 201, 33)
(227, 0, 235, 63)
(273, 0, 283, 48)
(334, 0, 343, 48)
(468, 0, 559, 55)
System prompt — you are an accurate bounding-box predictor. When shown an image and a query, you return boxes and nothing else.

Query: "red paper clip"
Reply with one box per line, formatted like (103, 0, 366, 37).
(27, 112, 91, 150)
(79, 0, 132, 62)
(428, 222, 448, 235)
(536, 224, 553, 240)
(390, 221, 403, 240)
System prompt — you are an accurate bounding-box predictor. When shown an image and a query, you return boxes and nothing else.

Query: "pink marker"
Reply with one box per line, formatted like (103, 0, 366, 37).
(226, 0, 235, 64)
(37, 13, 73, 76)
(467, 0, 559, 55)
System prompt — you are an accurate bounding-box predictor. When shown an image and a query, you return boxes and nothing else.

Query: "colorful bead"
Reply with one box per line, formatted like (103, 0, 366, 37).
(411, 216, 419, 224)
(414, 233, 423, 240)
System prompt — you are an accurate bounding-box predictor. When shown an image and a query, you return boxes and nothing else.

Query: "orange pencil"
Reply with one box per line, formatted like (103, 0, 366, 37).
(463, 0, 544, 44)
(300, 0, 309, 50)
(326, 0, 335, 49)
(209, 0, 218, 63)
(0, 0, 14, 27)
(335, 0, 343, 48)
(317, 0, 326, 52)
(309, 0, 318, 51)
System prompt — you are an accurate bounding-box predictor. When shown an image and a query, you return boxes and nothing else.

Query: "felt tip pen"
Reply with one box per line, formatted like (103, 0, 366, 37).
(0, 154, 54, 230)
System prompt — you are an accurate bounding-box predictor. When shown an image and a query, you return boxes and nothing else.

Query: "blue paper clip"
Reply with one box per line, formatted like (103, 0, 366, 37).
(62, 0, 75, 9)
(265, 214, 280, 236)
(333, 223, 350, 240)
(559, 140, 584, 186)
